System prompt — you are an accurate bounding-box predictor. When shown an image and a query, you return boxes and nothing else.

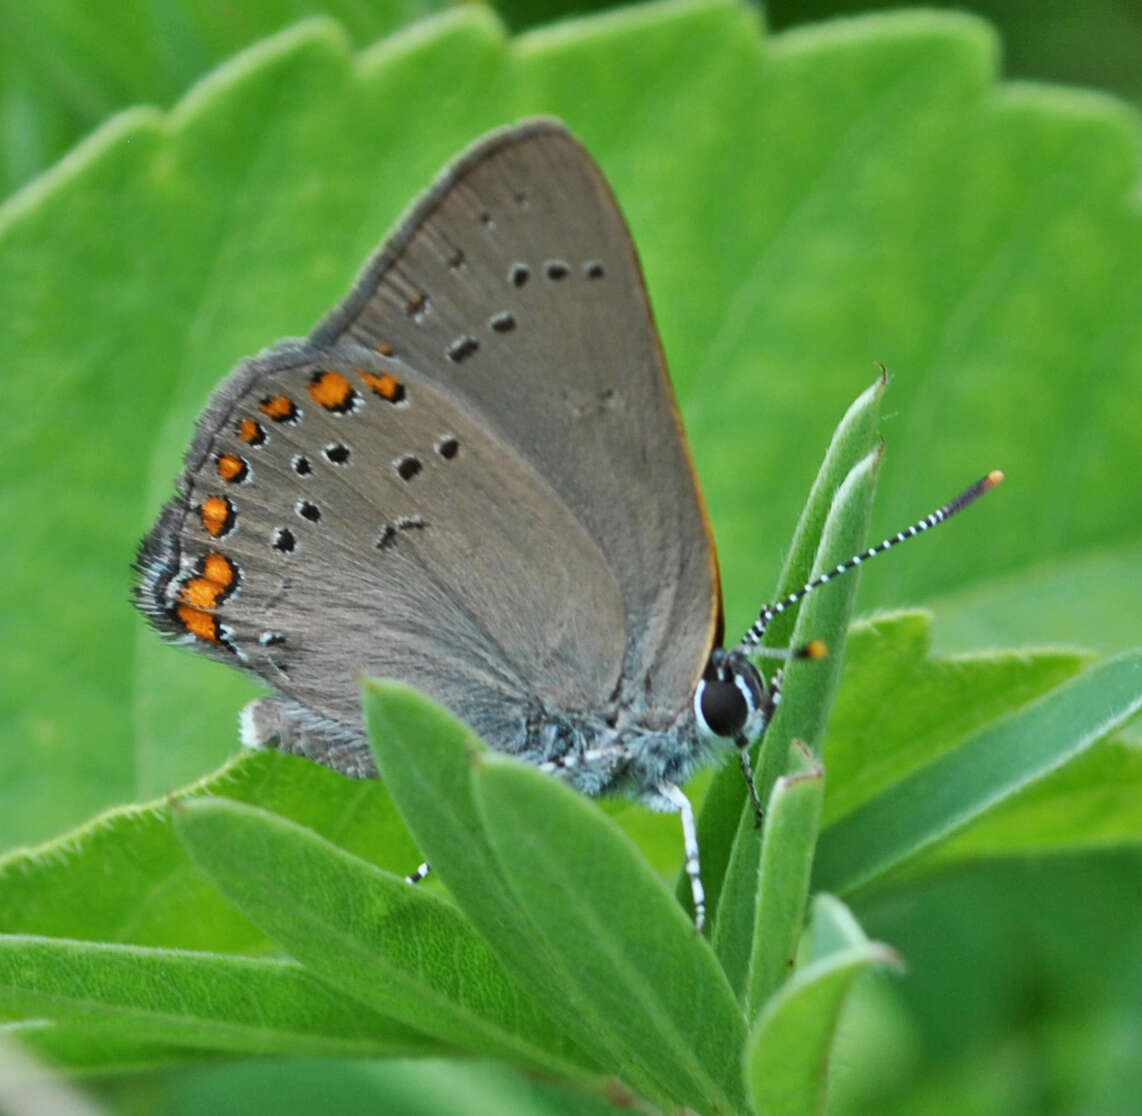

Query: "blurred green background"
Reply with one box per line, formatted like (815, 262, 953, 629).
(2, 0, 1141, 1113)
(5, 1, 1142, 199)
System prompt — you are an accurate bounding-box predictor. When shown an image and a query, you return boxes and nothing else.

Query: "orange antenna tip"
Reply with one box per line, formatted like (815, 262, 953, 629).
(985, 469, 1005, 489)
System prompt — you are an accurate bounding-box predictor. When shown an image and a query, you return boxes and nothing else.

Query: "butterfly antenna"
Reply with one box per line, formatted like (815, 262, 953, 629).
(738, 470, 1004, 652)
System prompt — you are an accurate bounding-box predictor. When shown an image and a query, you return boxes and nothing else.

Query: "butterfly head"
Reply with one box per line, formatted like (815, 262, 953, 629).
(693, 647, 768, 747)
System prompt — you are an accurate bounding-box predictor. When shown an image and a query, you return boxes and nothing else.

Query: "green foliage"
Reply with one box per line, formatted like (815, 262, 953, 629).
(3, 1, 1142, 1112)
(745, 896, 902, 1116)
(0, 0, 456, 197)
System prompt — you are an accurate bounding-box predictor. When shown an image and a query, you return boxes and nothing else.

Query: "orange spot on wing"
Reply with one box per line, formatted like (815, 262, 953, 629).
(308, 370, 355, 411)
(237, 417, 265, 444)
(179, 552, 236, 611)
(177, 604, 219, 643)
(217, 454, 247, 483)
(181, 577, 222, 609)
(260, 395, 297, 422)
(202, 552, 236, 589)
(376, 342, 393, 356)
(360, 371, 405, 403)
(200, 496, 234, 537)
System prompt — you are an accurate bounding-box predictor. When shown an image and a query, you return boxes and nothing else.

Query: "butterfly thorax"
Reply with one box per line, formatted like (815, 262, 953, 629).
(518, 703, 730, 807)
(518, 645, 769, 807)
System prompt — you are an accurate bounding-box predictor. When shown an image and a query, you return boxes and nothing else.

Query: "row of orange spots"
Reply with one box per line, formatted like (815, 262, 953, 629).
(177, 552, 237, 644)
(218, 365, 406, 486)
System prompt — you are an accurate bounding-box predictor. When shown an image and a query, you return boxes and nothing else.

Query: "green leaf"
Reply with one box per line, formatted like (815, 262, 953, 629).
(821, 612, 1089, 827)
(173, 797, 593, 1078)
(473, 753, 748, 1116)
(0, 749, 418, 952)
(0, 1, 452, 197)
(745, 742, 825, 1019)
(923, 733, 1142, 863)
(762, 371, 888, 654)
(363, 680, 631, 1090)
(365, 679, 745, 1112)
(1, 1021, 198, 1074)
(714, 446, 881, 999)
(685, 375, 884, 925)
(814, 649, 1142, 896)
(744, 895, 900, 1116)
(0, 935, 434, 1058)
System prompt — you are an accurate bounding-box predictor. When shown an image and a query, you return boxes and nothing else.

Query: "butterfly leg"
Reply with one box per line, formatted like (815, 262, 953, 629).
(736, 742, 765, 829)
(736, 666, 785, 828)
(656, 782, 706, 934)
(406, 862, 432, 885)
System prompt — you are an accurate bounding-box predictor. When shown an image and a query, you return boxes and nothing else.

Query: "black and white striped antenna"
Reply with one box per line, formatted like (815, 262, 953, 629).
(738, 469, 1004, 653)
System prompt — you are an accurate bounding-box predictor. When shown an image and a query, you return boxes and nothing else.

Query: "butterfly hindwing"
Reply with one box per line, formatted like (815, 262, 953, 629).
(136, 342, 628, 750)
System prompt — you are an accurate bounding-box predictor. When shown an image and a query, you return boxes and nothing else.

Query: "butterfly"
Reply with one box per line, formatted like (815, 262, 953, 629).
(136, 118, 1000, 929)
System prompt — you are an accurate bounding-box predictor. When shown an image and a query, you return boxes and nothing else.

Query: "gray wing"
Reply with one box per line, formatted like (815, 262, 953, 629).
(136, 343, 627, 749)
(313, 118, 721, 724)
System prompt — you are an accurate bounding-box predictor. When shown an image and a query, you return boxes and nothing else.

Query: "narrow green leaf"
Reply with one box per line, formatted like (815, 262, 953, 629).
(174, 797, 591, 1077)
(745, 742, 825, 1019)
(0, 935, 432, 1058)
(473, 754, 748, 1116)
(923, 732, 1142, 863)
(686, 377, 884, 925)
(763, 372, 888, 653)
(715, 447, 882, 999)
(814, 649, 1142, 895)
(744, 895, 900, 1116)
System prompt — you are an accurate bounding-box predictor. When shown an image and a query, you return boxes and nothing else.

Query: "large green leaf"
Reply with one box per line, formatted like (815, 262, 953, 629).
(0, 0, 453, 197)
(4, 0, 1141, 857)
(0, 749, 417, 950)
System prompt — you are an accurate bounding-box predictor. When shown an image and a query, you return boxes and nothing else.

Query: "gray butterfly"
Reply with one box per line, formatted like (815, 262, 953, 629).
(136, 118, 999, 928)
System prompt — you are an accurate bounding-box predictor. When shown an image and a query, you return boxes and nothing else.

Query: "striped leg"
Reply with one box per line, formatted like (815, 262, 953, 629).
(658, 782, 706, 933)
(736, 667, 783, 828)
(405, 861, 432, 885)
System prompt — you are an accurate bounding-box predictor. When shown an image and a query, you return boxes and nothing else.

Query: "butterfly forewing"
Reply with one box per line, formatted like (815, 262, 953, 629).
(314, 119, 721, 724)
(139, 118, 721, 759)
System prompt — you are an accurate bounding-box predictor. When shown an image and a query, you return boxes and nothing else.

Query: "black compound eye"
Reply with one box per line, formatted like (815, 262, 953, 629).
(700, 680, 749, 738)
